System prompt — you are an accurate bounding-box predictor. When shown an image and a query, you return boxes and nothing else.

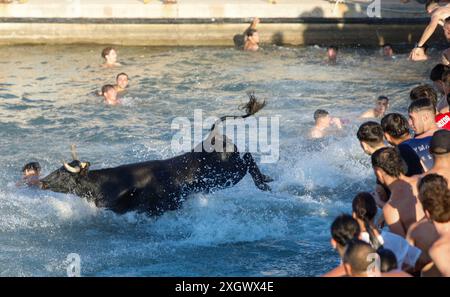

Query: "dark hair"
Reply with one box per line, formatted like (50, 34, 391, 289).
(377, 96, 389, 102)
(447, 93, 450, 106)
(356, 122, 384, 146)
(381, 113, 410, 138)
(101, 84, 115, 95)
(101, 47, 114, 59)
(377, 248, 398, 273)
(409, 84, 438, 107)
(430, 64, 449, 81)
(343, 239, 377, 275)
(352, 192, 383, 250)
(246, 29, 257, 37)
(408, 98, 436, 114)
(382, 44, 392, 49)
(441, 69, 450, 88)
(116, 72, 128, 80)
(419, 174, 450, 223)
(328, 46, 338, 51)
(371, 147, 407, 178)
(330, 214, 361, 247)
(313, 109, 329, 121)
(22, 162, 41, 173)
(445, 16, 450, 23)
(426, 0, 439, 10)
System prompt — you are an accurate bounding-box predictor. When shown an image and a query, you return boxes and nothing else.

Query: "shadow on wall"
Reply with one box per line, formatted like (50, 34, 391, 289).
(268, 2, 446, 48)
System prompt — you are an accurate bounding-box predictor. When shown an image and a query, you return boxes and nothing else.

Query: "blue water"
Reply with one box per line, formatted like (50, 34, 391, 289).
(0, 45, 434, 276)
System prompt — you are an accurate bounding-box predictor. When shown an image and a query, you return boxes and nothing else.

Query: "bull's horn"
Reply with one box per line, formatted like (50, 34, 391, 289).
(71, 144, 79, 161)
(63, 162, 80, 173)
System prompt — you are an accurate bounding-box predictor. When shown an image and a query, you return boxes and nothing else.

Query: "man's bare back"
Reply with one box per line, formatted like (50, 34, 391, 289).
(429, 234, 450, 276)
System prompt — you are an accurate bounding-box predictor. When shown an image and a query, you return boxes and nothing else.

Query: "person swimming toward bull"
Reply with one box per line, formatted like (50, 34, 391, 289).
(32, 94, 273, 216)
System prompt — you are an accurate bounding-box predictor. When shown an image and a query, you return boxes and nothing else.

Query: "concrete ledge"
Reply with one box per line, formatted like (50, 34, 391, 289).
(0, 22, 438, 46)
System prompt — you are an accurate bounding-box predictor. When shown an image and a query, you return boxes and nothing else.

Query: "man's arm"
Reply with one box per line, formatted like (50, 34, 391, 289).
(417, 15, 441, 47)
(429, 241, 450, 277)
(383, 203, 406, 237)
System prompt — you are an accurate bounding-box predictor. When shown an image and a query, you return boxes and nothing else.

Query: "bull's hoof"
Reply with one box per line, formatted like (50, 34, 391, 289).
(256, 182, 271, 192)
(262, 174, 274, 183)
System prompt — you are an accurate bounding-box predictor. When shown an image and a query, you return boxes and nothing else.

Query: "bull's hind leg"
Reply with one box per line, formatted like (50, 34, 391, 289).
(243, 153, 272, 192)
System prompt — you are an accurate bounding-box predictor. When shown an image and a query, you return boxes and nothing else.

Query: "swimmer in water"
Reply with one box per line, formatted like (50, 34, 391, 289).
(410, 0, 450, 61)
(244, 18, 260, 52)
(327, 46, 338, 65)
(101, 84, 121, 105)
(310, 109, 343, 139)
(382, 44, 395, 59)
(19, 162, 41, 187)
(360, 96, 390, 119)
(101, 47, 121, 68)
(115, 72, 129, 93)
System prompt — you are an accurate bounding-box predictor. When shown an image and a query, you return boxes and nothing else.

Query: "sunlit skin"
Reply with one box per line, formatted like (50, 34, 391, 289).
(244, 31, 260, 52)
(115, 74, 129, 92)
(102, 49, 121, 68)
(327, 48, 337, 63)
(360, 99, 389, 119)
(310, 115, 342, 139)
(410, 3, 450, 61)
(103, 88, 120, 105)
(408, 111, 439, 138)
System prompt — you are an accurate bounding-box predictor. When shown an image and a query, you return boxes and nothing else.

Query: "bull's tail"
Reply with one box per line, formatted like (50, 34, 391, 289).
(211, 91, 266, 131)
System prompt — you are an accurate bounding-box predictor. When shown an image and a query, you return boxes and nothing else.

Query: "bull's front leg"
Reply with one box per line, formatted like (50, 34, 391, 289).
(243, 153, 273, 192)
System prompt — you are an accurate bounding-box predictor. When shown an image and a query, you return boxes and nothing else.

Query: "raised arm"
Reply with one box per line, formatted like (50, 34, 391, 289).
(417, 15, 440, 48)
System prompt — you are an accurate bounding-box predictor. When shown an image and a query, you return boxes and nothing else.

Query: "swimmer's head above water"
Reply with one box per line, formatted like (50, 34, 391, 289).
(101, 47, 120, 67)
(101, 84, 119, 105)
(382, 44, 394, 57)
(327, 46, 338, 63)
(115, 72, 129, 91)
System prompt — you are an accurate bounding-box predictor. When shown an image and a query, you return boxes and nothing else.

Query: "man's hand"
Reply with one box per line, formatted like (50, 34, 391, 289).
(409, 47, 428, 61)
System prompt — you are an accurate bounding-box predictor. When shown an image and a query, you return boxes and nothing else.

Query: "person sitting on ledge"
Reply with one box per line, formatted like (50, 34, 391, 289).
(101, 84, 121, 106)
(310, 109, 343, 139)
(410, 0, 450, 61)
(101, 47, 121, 68)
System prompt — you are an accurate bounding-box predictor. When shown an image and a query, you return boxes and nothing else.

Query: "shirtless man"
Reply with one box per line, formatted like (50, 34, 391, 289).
(244, 18, 260, 52)
(101, 47, 121, 68)
(115, 72, 129, 93)
(18, 162, 41, 187)
(419, 174, 450, 276)
(360, 96, 389, 119)
(371, 147, 425, 238)
(410, 0, 450, 61)
(101, 84, 121, 106)
(310, 109, 342, 139)
(327, 46, 338, 65)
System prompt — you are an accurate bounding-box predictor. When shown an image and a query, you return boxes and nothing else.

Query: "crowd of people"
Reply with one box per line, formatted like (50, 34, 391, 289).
(317, 0, 450, 277)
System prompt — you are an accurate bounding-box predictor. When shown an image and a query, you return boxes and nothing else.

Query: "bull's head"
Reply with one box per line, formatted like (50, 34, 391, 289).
(40, 145, 90, 193)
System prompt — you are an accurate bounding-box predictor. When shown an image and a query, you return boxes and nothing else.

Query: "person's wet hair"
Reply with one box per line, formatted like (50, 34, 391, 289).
(328, 46, 338, 51)
(101, 84, 115, 95)
(246, 29, 257, 37)
(313, 109, 329, 122)
(408, 98, 436, 114)
(381, 113, 410, 139)
(371, 147, 407, 178)
(430, 64, 449, 82)
(377, 96, 389, 102)
(356, 122, 384, 146)
(409, 84, 438, 107)
(343, 239, 377, 275)
(425, 0, 439, 10)
(377, 248, 398, 273)
(352, 192, 383, 250)
(101, 47, 114, 59)
(330, 214, 360, 247)
(419, 174, 450, 223)
(22, 162, 41, 173)
(116, 72, 128, 80)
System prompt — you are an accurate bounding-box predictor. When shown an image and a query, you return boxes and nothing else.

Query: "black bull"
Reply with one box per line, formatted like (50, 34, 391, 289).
(39, 96, 273, 215)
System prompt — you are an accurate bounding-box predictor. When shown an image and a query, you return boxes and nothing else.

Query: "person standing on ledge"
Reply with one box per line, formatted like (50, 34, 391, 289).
(244, 18, 260, 52)
(410, 0, 450, 61)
